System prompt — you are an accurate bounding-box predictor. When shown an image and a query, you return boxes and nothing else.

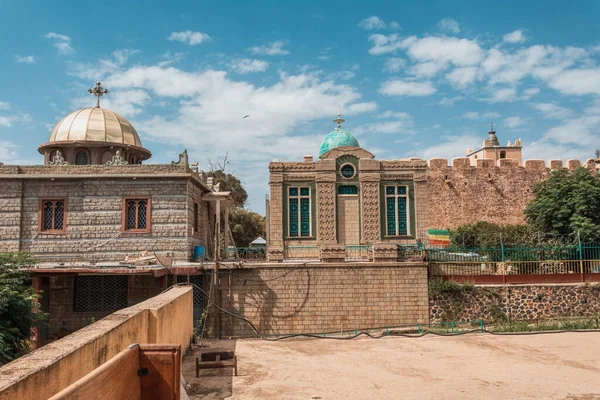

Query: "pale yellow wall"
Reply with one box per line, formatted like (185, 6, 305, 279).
(468, 147, 522, 166)
(0, 286, 192, 400)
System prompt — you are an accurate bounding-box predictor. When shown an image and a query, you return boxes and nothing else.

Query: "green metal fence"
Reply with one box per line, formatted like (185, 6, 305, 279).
(427, 243, 600, 275)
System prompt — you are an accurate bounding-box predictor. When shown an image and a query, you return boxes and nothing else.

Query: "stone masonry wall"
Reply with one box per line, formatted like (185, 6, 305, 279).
(0, 173, 209, 262)
(48, 274, 161, 337)
(429, 283, 600, 323)
(427, 157, 596, 230)
(219, 263, 428, 337)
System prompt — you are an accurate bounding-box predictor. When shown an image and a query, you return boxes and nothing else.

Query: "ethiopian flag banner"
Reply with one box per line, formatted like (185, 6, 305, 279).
(428, 229, 450, 246)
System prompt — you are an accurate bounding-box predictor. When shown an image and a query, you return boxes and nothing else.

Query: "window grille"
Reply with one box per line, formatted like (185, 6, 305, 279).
(340, 164, 355, 179)
(288, 187, 311, 237)
(75, 151, 89, 165)
(41, 199, 66, 231)
(176, 275, 204, 307)
(74, 276, 128, 312)
(124, 198, 149, 231)
(338, 185, 358, 195)
(385, 185, 409, 236)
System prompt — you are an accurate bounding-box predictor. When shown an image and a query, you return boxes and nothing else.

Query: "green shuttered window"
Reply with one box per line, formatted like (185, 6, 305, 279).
(288, 187, 311, 237)
(385, 185, 409, 236)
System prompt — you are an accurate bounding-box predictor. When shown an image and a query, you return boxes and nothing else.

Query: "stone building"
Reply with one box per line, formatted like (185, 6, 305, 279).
(0, 83, 232, 342)
(267, 112, 429, 262)
(267, 112, 598, 262)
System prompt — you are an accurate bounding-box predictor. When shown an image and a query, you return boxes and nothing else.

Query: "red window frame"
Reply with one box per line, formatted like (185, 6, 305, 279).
(38, 198, 68, 234)
(121, 197, 152, 233)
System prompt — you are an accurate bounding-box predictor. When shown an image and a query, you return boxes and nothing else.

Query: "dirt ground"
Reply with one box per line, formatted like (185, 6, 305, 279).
(183, 332, 600, 400)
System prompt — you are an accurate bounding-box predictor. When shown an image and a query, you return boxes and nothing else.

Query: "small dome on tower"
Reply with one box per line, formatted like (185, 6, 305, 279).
(319, 129, 360, 156)
(318, 106, 360, 156)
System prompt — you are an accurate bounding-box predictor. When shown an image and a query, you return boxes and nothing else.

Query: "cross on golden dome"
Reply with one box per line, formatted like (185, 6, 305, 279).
(88, 81, 109, 108)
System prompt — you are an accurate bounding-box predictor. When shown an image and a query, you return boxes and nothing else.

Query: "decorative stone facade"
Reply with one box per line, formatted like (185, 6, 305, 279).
(268, 146, 429, 261)
(429, 283, 600, 323)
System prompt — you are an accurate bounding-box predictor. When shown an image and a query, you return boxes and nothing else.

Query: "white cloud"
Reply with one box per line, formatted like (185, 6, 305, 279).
(45, 32, 75, 55)
(0, 113, 31, 128)
(327, 70, 357, 81)
(503, 30, 526, 44)
(488, 87, 517, 103)
(354, 119, 414, 135)
(358, 16, 386, 30)
(521, 87, 540, 100)
(530, 102, 573, 119)
(504, 116, 526, 128)
(378, 79, 437, 96)
(383, 57, 406, 73)
(0, 102, 9, 110)
(15, 55, 36, 64)
(462, 111, 501, 120)
(546, 68, 600, 96)
(437, 18, 460, 34)
(544, 116, 600, 146)
(250, 40, 289, 55)
(446, 66, 478, 88)
(0, 116, 11, 127)
(230, 58, 269, 74)
(345, 102, 377, 113)
(389, 21, 401, 30)
(168, 30, 210, 45)
(415, 134, 481, 160)
(368, 34, 406, 55)
(112, 49, 139, 65)
(71, 89, 150, 117)
(377, 110, 411, 119)
(0, 141, 19, 162)
(403, 36, 484, 66)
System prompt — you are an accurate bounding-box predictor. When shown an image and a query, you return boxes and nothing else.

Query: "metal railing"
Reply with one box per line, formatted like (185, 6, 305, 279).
(225, 247, 266, 260)
(427, 243, 600, 276)
(345, 245, 372, 261)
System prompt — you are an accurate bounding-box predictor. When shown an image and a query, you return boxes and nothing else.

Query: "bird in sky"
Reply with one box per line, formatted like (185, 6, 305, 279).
(243, 115, 250, 119)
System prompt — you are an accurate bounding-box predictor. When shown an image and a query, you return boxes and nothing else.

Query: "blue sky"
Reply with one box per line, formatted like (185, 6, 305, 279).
(1, 1, 600, 212)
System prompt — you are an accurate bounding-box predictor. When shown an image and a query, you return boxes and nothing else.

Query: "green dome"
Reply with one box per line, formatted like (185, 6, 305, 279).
(319, 129, 360, 156)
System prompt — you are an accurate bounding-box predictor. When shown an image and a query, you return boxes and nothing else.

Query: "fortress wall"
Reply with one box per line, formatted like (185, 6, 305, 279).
(426, 157, 598, 230)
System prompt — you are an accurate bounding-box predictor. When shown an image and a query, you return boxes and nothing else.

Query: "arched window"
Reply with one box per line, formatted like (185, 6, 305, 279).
(75, 150, 89, 165)
(500, 151, 506, 159)
(101, 151, 113, 164)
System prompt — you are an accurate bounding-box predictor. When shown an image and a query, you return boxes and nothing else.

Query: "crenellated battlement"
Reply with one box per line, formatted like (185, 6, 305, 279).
(427, 157, 598, 171)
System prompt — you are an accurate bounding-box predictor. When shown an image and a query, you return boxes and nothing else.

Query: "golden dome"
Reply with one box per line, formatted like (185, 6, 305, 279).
(47, 107, 143, 147)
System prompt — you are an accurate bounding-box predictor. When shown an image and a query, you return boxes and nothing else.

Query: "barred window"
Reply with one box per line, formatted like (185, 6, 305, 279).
(288, 187, 311, 237)
(74, 276, 128, 312)
(385, 185, 409, 236)
(40, 199, 66, 232)
(123, 198, 150, 231)
(75, 151, 89, 165)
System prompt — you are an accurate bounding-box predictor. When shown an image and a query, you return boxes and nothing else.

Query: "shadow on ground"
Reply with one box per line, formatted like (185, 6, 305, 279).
(183, 339, 238, 400)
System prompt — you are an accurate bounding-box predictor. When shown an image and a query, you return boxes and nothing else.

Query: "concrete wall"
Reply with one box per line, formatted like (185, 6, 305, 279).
(218, 263, 428, 337)
(0, 164, 210, 261)
(0, 286, 193, 400)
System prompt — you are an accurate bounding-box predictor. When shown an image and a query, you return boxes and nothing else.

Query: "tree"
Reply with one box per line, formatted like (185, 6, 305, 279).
(524, 167, 600, 241)
(0, 253, 44, 365)
(206, 153, 248, 207)
(229, 207, 266, 247)
(450, 221, 536, 248)
(204, 169, 248, 207)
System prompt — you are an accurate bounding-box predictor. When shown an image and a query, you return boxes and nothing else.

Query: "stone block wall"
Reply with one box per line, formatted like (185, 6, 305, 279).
(0, 167, 211, 261)
(47, 274, 162, 337)
(429, 283, 600, 323)
(219, 263, 428, 337)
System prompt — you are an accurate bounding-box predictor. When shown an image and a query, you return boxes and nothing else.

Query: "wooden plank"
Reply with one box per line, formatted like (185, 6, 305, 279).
(49, 345, 141, 400)
(139, 344, 181, 400)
